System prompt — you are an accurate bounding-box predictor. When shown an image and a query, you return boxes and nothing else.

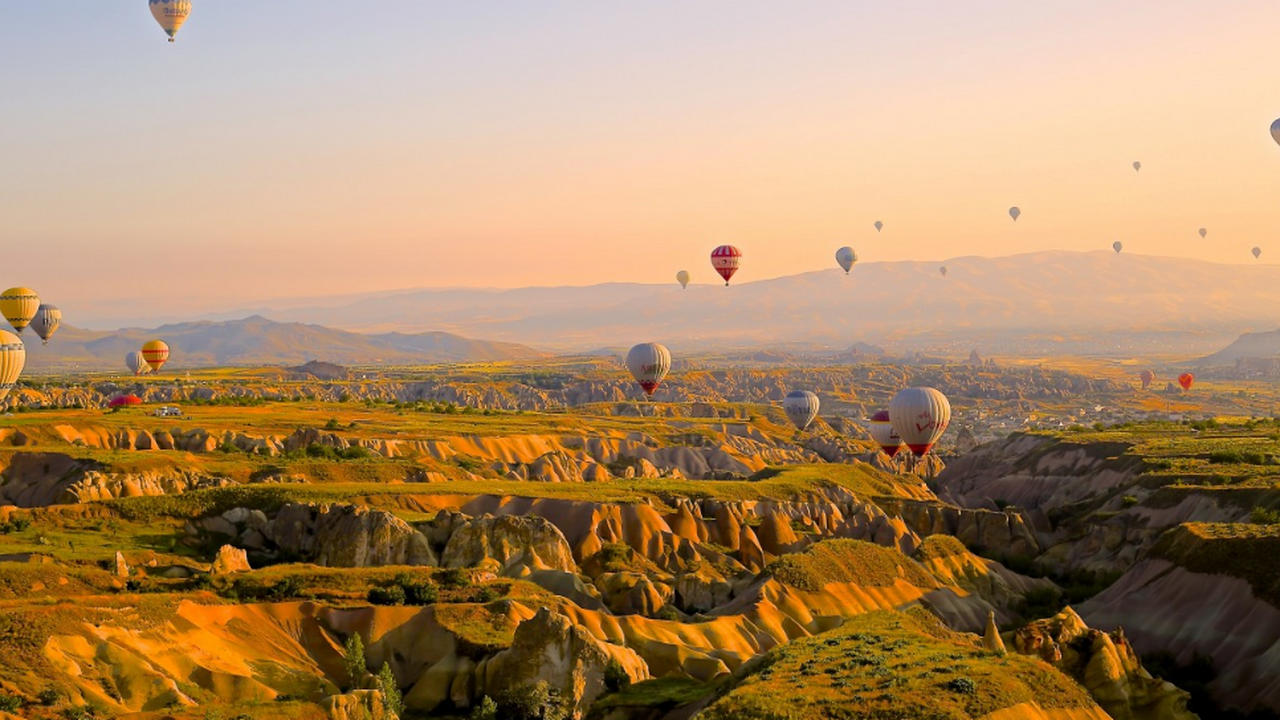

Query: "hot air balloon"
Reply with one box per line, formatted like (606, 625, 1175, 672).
(835, 247, 857, 274)
(1140, 370, 1155, 390)
(31, 305, 61, 346)
(125, 352, 147, 376)
(626, 342, 671, 397)
(1009, 207, 1021, 222)
(0, 331, 25, 404)
(1178, 373, 1194, 391)
(889, 387, 951, 458)
(676, 270, 690, 289)
(1253, 247, 1262, 259)
(108, 395, 143, 408)
(710, 245, 741, 285)
(939, 266, 948, 277)
(783, 391, 820, 431)
(1113, 241, 1123, 254)
(150, 0, 192, 42)
(869, 410, 904, 458)
(1199, 228, 1208, 239)
(1271, 118, 1280, 148)
(874, 221, 883, 233)
(0, 288, 39, 334)
(141, 340, 170, 372)
(1133, 161, 1141, 172)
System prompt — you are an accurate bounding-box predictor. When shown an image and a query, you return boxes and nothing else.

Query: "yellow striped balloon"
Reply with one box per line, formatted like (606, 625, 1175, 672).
(150, 0, 193, 42)
(0, 288, 39, 334)
(141, 340, 170, 372)
(0, 330, 26, 403)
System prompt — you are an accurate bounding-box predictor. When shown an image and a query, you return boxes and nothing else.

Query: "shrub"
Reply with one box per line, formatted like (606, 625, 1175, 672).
(1251, 506, 1280, 525)
(437, 568, 470, 589)
(403, 580, 439, 605)
(324, 418, 342, 431)
(946, 677, 976, 695)
(38, 688, 61, 706)
(604, 659, 631, 693)
(368, 585, 406, 606)
(496, 682, 569, 720)
(1121, 495, 1139, 508)
(472, 586, 501, 604)
(0, 695, 23, 711)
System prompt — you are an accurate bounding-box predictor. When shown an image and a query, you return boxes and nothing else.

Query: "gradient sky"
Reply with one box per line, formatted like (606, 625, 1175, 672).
(3, 1, 1280, 325)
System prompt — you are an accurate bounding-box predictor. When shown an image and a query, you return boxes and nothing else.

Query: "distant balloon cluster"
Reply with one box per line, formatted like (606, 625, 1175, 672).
(0, 287, 63, 404)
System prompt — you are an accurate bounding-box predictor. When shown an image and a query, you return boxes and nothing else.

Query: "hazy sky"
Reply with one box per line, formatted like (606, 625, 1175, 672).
(3, 1, 1279, 324)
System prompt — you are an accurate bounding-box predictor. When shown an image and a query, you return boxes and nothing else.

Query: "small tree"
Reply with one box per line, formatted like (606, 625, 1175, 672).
(604, 659, 631, 692)
(344, 633, 366, 691)
(470, 696, 498, 720)
(376, 662, 403, 718)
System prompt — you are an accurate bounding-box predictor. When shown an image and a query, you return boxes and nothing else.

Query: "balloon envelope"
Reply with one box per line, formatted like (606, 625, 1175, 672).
(710, 245, 741, 285)
(1009, 207, 1021, 221)
(1133, 161, 1141, 172)
(835, 246, 857, 274)
(0, 288, 39, 334)
(869, 410, 904, 458)
(889, 387, 951, 457)
(32, 305, 61, 345)
(141, 340, 170, 372)
(783, 390, 820, 431)
(676, 270, 690, 289)
(108, 395, 143, 408)
(1112, 241, 1123, 254)
(874, 221, 883, 232)
(1139, 370, 1155, 390)
(1199, 228, 1207, 239)
(626, 343, 671, 396)
(0, 330, 25, 404)
(1272, 118, 1280, 148)
(1178, 373, 1194, 391)
(939, 266, 948, 277)
(150, 0, 192, 41)
(1253, 247, 1262, 259)
(125, 352, 147, 376)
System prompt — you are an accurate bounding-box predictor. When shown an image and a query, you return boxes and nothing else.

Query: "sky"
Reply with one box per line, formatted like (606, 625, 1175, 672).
(2, 1, 1280, 326)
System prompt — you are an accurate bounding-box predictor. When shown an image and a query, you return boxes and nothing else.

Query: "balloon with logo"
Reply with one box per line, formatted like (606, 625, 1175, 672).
(1009, 206, 1021, 222)
(150, 0, 192, 42)
(869, 410, 904, 458)
(1139, 370, 1155, 390)
(710, 245, 741, 285)
(889, 387, 951, 458)
(783, 390, 820, 431)
(0, 288, 39, 334)
(676, 270, 690, 289)
(1178, 373, 1194, 391)
(0, 331, 26, 404)
(626, 342, 671, 397)
(141, 340, 170, 372)
(31, 305, 61, 345)
(835, 247, 857, 274)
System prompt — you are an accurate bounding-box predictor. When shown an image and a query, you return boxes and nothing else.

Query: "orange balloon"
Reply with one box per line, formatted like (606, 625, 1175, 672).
(1178, 373, 1194, 391)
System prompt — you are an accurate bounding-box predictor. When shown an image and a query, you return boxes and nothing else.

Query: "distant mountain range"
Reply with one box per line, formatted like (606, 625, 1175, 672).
(154, 251, 1280, 356)
(1196, 330, 1280, 366)
(23, 316, 544, 371)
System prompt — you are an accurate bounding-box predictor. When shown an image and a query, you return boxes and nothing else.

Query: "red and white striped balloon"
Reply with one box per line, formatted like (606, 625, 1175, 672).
(710, 245, 742, 286)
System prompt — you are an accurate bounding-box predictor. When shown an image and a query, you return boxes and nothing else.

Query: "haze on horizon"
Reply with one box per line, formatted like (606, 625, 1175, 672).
(3, 1, 1280, 327)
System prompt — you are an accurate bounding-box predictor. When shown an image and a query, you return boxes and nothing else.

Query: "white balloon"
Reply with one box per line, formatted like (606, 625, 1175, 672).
(626, 343, 671, 397)
(869, 411, 903, 457)
(783, 390, 820, 431)
(889, 387, 951, 457)
(835, 247, 857, 274)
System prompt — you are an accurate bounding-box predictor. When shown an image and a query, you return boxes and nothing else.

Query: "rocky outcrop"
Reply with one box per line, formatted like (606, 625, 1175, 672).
(262, 503, 436, 568)
(1012, 608, 1196, 720)
(322, 690, 392, 720)
(441, 515, 577, 576)
(211, 545, 251, 575)
(479, 608, 649, 719)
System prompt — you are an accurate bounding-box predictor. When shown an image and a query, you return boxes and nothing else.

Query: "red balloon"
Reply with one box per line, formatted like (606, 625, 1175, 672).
(710, 245, 742, 286)
(1178, 373, 1194, 391)
(108, 394, 143, 407)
